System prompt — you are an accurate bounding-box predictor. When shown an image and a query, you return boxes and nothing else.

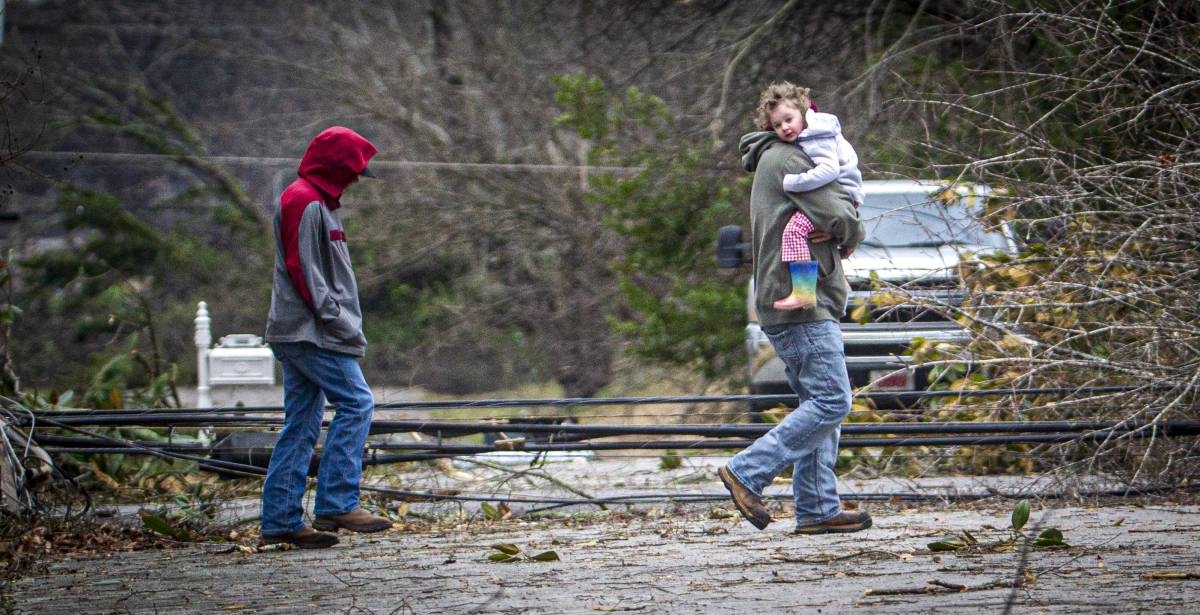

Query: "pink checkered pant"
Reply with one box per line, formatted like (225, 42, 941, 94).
(780, 211, 814, 261)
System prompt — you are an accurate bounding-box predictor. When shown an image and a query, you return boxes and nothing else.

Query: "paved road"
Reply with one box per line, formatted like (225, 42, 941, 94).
(12, 458, 1200, 614)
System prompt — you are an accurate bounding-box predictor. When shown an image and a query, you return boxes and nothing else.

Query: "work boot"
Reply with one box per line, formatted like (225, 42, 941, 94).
(313, 508, 394, 533)
(718, 466, 772, 530)
(259, 527, 339, 549)
(773, 261, 818, 311)
(794, 510, 873, 535)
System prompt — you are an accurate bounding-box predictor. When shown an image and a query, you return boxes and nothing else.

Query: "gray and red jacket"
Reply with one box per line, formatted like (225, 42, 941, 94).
(265, 127, 377, 357)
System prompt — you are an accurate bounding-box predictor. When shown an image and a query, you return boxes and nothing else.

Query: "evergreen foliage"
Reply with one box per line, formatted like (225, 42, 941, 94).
(552, 74, 747, 381)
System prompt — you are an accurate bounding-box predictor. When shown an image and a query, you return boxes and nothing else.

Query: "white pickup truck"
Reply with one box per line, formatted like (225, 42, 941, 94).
(717, 179, 1019, 410)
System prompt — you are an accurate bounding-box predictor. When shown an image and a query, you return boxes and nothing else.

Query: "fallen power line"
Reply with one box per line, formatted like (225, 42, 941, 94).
(23, 386, 1198, 459)
(24, 413, 1200, 439)
(23, 385, 1155, 419)
(20, 389, 1198, 508)
(32, 416, 1200, 466)
(39, 429, 1200, 458)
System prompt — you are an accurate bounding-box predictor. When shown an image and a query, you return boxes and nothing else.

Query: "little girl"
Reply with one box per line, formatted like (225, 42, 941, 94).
(759, 84, 864, 310)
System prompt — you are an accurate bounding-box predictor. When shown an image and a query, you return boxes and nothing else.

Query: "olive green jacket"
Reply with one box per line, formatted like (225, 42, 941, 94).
(739, 131, 865, 327)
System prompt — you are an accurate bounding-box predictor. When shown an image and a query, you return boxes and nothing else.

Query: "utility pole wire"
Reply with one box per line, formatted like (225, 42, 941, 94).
(22, 150, 642, 175)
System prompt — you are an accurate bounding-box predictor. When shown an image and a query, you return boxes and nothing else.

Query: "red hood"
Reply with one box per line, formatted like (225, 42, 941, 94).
(297, 126, 378, 205)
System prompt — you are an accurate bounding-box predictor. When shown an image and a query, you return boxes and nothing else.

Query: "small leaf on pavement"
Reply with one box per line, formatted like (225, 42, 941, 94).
(1012, 499, 1030, 531)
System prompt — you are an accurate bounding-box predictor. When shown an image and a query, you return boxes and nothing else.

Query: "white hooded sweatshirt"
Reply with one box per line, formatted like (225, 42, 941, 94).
(782, 112, 864, 206)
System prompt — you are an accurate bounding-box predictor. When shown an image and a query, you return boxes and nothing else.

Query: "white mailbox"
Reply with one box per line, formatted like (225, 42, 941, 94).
(208, 334, 275, 386)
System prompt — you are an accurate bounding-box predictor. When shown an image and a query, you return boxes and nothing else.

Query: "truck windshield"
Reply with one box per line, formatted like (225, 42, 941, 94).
(859, 192, 1008, 249)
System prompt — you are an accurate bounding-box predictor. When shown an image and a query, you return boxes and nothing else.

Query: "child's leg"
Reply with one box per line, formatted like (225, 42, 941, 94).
(774, 262, 819, 310)
(780, 212, 814, 261)
(776, 212, 818, 310)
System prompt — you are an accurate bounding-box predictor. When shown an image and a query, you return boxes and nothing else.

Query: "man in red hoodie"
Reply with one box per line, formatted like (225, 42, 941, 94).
(260, 126, 392, 548)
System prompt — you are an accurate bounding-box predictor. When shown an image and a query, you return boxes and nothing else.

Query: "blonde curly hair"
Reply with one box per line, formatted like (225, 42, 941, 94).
(755, 82, 812, 131)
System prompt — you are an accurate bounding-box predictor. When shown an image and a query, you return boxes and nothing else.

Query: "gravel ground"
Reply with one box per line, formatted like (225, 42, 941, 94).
(10, 456, 1200, 614)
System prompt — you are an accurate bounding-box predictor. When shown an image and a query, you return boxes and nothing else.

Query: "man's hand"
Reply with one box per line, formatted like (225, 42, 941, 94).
(809, 229, 854, 259)
(809, 229, 833, 244)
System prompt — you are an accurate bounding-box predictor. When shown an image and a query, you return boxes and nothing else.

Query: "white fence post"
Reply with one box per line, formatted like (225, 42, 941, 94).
(194, 302, 212, 409)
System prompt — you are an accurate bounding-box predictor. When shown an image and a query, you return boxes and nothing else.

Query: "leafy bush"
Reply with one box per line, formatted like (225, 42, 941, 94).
(890, 1, 1200, 488)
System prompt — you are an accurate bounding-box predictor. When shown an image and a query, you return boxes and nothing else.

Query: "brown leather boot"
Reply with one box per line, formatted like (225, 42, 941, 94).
(313, 508, 394, 533)
(259, 527, 339, 549)
(718, 466, 772, 530)
(794, 510, 873, 535)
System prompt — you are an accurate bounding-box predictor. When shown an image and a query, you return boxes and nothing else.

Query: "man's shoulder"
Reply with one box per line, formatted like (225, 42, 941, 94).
(757, 139, 800, 164)
(280, 180, 324, 211)
(763, 141, 814, 175)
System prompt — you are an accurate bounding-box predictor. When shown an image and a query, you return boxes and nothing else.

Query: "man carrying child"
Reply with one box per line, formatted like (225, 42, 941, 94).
(718, 82, 872, 535)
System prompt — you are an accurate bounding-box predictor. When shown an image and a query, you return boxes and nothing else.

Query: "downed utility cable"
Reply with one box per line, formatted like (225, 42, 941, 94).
(366, 430, 1195, 451)
(39, 424, 1200, 453)
(29, 415, 1200, 440)
(41, 429, 1200, 465)
(32, 425, 1200, 510)
(365, 419, 1200, 438)
(35, 418, 1200, 456)
(18, 385, 1156, 419)
(24, 414, 266, 479)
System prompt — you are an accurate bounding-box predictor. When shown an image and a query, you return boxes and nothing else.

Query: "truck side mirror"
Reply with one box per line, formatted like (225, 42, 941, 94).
(716, 225, 751, 268)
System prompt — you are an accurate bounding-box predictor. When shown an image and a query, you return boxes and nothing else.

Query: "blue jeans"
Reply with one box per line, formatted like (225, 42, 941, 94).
(727, 319, 852, 526)
(261, 342, 375, 535)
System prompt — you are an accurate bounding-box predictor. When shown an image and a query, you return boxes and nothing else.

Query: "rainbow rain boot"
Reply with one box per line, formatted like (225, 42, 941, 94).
(773, 261, 818, 310)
